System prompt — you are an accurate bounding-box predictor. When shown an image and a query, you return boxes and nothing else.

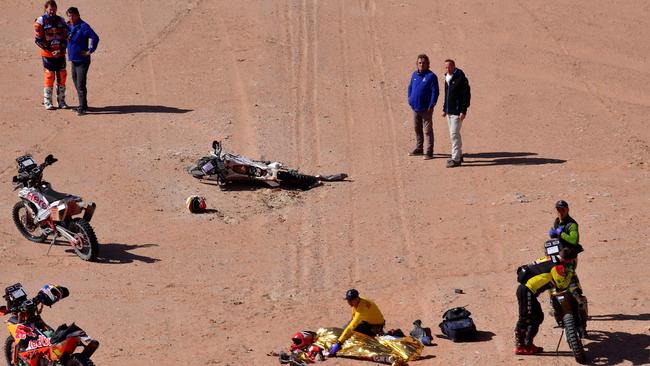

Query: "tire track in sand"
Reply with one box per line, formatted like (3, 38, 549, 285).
(277, 0, 324, 302)
(515, 0, 615, 116)
(124, 0, 203, 72)
(364, 0, 417, 270)
(214, 12, 258, 156)
(335, 0, 362, 285)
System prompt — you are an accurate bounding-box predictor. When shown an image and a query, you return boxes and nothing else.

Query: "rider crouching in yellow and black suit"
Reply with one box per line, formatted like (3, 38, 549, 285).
(514, 248, 576, 355)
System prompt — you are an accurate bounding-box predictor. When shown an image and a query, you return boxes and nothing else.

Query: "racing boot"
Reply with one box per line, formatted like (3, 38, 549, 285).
(43, 87, 55, 110)
(514, 328, 544, 355)
(524, 325, 544, 354)
(513, 328, 528, 354)
(56, 85, 69, 109)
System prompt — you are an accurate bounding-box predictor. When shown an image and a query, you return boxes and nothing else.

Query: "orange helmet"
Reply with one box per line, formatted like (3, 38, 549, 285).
(186, 195, 207, 213)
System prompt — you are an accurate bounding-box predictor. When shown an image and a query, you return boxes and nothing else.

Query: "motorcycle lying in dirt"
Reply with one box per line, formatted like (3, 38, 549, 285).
(1, 283, 99, 366)
(188, 140, 348, 190)
(11, 154, 99, 261)
(544, 239, 588, 364)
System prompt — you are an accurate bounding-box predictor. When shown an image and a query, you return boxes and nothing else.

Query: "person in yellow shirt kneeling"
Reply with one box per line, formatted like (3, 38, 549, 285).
(329, 289, 386, 356)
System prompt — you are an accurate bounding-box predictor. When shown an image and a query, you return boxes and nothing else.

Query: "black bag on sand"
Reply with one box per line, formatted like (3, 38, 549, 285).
(439, 307, 477, 342)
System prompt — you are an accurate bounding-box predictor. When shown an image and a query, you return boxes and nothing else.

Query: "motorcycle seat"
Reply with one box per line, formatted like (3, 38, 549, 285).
(40, 185, 70, 202)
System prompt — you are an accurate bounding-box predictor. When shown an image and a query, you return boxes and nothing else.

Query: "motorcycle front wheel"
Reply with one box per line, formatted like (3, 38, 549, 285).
(4, 336, 12, 365)
(563, 313, 587, 364)
(68, 218, 99, 261)
(65, 355, 95, 366)
(4, 335, 28, 366)
(12, 201, 47, 243)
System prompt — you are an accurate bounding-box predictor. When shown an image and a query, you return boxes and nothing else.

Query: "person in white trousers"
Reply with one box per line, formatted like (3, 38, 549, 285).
(441, 59, 471, 168)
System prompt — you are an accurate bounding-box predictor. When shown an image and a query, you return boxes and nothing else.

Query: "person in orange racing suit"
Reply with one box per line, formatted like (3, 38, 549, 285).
(514, 248, 576, 355)
(34, 0, 68, 110)
(329, 289, 385, 356)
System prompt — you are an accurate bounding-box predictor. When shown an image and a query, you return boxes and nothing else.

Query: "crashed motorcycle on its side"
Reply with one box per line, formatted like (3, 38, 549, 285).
(11, 154, 99, 261)
(188, 140, 347, 190)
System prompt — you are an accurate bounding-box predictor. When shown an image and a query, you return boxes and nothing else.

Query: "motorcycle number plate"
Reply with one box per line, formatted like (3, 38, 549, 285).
(11, 288, 27, 299)
(546, 245, 560, 255)
(201, 161, 215, 173)
(20, 158, 36, 168)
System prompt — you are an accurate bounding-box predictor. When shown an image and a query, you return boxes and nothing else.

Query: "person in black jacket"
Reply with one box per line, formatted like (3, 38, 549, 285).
(441, 59, 471, 168)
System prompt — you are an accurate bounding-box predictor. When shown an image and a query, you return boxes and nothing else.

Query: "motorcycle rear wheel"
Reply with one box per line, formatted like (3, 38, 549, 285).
(65, 354, 95, 366)
(68, 218, 99, 261)
(563, 313, 587, 364)
(12, 201, 47, 243)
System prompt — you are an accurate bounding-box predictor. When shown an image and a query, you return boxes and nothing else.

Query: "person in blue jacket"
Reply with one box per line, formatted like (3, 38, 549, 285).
(407, 54, 439, 160)
(66, 7, 99, 116)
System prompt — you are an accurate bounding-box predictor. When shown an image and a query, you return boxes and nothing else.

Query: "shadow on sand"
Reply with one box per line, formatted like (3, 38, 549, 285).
(584, 329, 650, 365)
(86, 105, 192, 114)
(89, 243, 161, 264)
(198, 178, 350, 192)
(434, 330, 495, 343)
(589, 313, 650, 322)
(461, 152, 566, 166)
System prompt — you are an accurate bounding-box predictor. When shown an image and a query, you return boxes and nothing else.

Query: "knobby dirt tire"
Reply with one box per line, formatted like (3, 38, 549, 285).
(188, 157, 213, 178)
(65, 355, 96, 366)
(4, 336, 13, 365)
(12, 201, 46, 243)
(277, 170, 319, 189)
(563, 313, 587, 364)
(69, 218, 99, 261)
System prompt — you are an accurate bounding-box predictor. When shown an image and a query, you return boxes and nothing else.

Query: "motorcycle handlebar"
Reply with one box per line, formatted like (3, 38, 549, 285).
(41, 154, 57, 169)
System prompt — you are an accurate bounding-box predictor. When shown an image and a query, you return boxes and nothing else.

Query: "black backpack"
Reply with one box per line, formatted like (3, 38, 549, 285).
(439, 307, 477, 342)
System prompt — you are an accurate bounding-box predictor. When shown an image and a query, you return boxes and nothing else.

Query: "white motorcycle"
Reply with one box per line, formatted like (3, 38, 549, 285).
(188, 140, 347, 190)
(11, 154, 99, 261)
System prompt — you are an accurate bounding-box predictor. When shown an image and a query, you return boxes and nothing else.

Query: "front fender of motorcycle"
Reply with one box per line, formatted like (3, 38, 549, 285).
(7, 322, 18, 339)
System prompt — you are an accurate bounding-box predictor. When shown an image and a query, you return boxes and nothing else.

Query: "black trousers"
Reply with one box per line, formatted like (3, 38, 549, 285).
(71, 59, 91, 109)
(353, 321, 385, 337)
(516, 284, 543, 345)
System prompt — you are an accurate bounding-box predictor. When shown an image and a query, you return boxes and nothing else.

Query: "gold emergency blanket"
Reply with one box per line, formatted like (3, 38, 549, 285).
(314, 327, 424, 365)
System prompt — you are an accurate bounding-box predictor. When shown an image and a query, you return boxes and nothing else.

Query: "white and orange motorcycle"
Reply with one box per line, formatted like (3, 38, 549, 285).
(188, 140, 347, 190)
(11, 154, 99, 261)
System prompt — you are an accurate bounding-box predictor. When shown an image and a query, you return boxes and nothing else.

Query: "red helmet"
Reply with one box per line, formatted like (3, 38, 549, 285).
(290, 331, 316, 351)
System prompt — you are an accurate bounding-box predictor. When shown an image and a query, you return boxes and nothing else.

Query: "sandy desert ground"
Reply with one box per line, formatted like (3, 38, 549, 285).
(1, 0, 649, 365)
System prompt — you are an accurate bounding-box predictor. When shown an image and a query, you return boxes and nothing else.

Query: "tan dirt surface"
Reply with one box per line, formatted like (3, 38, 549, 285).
(1, 1, 649, 365)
